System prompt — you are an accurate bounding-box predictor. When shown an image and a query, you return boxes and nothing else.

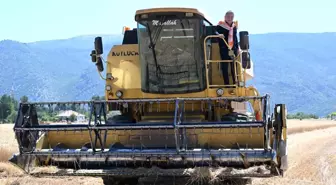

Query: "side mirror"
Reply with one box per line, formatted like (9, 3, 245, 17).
(96, 57, 104, 72)
(94, 37, 103, 55)
(239, 31, 249, 50)
(90, 50, 96, 62)
(242, 52, 251, 69)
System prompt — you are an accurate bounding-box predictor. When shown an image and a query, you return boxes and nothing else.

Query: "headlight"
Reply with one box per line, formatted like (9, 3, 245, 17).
(106, 85, 111, 91)
(116, 90, 123, 98)
(106, 73, 114, 80)
(216, 88, 224, 96)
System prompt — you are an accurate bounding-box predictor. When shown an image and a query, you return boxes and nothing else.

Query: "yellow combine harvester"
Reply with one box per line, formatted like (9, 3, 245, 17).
(10, 7, 288, 184)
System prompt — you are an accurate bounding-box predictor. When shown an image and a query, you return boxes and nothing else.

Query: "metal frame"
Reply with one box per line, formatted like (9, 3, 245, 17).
(13, 95, 272, 170)
(203, 35, 245, 89)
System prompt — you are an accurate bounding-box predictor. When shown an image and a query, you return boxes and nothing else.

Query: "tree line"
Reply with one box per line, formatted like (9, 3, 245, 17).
(0, 94, 105, 123)
(327, 112, 336, 120)
(286, 112, 319, 120)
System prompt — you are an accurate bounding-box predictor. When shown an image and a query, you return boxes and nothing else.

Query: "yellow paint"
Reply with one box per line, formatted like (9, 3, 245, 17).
(42, 127, 264, 149)
(282, 105, 287, 140)
(106, 45, 254, 97)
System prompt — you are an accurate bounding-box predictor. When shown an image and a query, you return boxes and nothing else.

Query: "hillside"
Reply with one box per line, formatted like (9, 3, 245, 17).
(248, 32, 336, 116)
(0, 33, 335, 116)
(0, 35, 122, 101)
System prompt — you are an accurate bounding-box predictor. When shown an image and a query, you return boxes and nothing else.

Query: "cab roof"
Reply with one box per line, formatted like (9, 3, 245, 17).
(135, 7, 204, 18)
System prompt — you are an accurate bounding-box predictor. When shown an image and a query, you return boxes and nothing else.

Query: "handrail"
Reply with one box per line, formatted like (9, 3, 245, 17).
(235, 59, 246, 87)
(203, 35, 245, 90)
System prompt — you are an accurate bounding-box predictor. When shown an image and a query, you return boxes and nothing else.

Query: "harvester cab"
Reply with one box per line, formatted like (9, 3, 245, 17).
(11, 7, 288, 184)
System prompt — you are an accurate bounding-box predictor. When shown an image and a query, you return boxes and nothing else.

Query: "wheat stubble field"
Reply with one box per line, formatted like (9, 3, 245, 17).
(0, 120, 335, 185)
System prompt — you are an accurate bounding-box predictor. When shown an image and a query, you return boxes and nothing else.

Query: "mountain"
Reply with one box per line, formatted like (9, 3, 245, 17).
(248, 32, 336, 116)
(0, 33, 335, 116)
(0, 35, 122, 102)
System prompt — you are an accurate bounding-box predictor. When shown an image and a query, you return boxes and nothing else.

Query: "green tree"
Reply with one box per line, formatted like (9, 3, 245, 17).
(327, 112, 336, 120)
(70, 104, 78, 111)
(56, 104, 67, 111)
(20, 96, 28, 103)
(91, 95, 101, 101)
(0, 94, 15, 123)
(7, 112, 18, 123)
(69, 114, 76, 122)
(91, 95, 105, 101)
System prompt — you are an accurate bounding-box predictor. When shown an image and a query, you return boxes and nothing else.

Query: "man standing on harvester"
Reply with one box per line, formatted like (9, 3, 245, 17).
(216, 10, 239, 86)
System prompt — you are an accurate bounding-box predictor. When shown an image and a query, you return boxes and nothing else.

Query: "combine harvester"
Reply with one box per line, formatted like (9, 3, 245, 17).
(10, 7, 288, 184)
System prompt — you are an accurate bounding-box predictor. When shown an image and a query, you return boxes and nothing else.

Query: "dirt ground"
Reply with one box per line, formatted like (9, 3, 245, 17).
(0, 119, 335, 185)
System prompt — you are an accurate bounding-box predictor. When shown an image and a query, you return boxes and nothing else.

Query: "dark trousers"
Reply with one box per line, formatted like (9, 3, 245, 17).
(219, 48, 236, 85)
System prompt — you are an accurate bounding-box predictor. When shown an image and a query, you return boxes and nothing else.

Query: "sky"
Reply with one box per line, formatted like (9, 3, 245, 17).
(0, 0, 335, 42)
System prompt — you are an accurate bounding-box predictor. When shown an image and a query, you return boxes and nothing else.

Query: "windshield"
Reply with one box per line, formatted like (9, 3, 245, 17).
(137, 17, 206, 94)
